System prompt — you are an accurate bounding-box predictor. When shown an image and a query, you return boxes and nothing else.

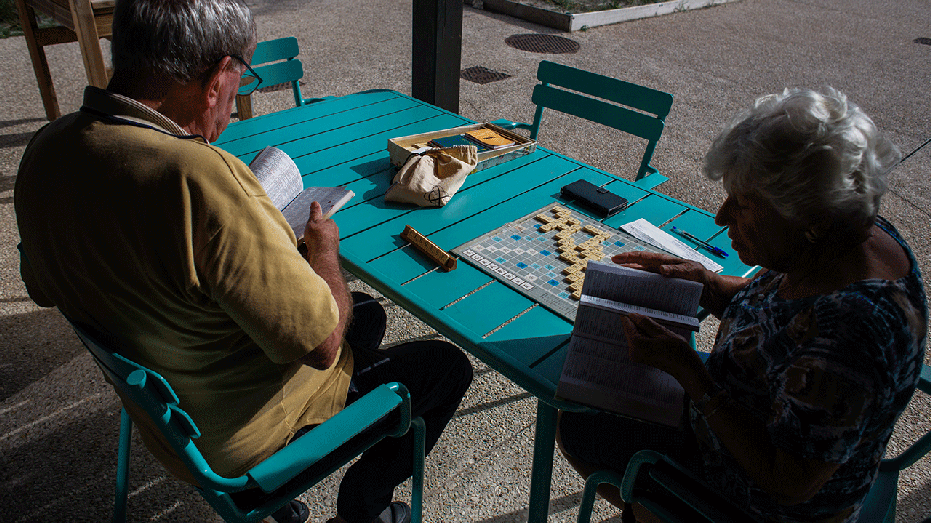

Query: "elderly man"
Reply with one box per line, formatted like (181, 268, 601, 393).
(14, 1, 472, 522)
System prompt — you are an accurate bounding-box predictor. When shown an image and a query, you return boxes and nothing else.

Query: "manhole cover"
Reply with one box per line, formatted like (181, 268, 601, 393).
(461, 66, 513, 84)
(505, 33, 580, 54)
(915, 37, 931, 46)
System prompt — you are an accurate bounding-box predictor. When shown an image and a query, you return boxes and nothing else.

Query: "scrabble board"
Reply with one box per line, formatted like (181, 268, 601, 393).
(451, 203, 668, 322)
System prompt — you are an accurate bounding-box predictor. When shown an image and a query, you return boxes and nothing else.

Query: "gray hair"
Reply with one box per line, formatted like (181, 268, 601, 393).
(702, 87, 900, 231)
(111, 0, 256, 83)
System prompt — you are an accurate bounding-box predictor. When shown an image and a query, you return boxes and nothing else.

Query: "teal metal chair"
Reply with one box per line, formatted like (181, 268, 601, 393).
(67, 319, 426, 523)
(576, 363, 931, 523)
(235, 37, 329, 119)
(494, 60, 674, 189)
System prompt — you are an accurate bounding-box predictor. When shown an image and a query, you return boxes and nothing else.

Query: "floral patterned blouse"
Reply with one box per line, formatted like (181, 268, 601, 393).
(693, 217, 928, 522)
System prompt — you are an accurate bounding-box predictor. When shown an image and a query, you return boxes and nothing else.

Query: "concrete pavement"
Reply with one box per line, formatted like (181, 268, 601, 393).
(1, 0, 929, 521)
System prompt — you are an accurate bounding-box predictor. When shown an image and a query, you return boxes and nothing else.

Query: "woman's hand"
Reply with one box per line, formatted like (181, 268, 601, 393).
(612, 251, 710, 283)
(620, 313, 701, 380)
(613, 251, 750, 318)
(621, 312, 840, 505)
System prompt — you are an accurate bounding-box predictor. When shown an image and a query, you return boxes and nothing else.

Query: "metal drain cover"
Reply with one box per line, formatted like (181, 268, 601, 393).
(505, 33, 580, 54)
(915, 37, 931, 45)
(461, 66, 512, 84)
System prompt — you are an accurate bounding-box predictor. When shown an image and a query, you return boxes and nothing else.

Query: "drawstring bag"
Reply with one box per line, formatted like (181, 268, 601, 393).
(385, 145, 478, 207)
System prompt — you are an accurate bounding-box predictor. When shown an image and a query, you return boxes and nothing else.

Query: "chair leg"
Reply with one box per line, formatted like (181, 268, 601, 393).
(113, 408, 132, 523)
(236, 94, 254, 119)
(14, 0, 61, 120)
(69, 0, 110, 88)
(410, 417, 426, 523)
(577, 476, 600, 523)
(577, 470, 626, 523)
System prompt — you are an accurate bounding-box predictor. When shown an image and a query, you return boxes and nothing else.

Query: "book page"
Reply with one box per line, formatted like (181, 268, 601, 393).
(581, 261, 702, 317)
(250, 146, 302, 210)
(558, 304, 685, 427)
(280, 187, 354, 239)
(556, 261, 703, 427)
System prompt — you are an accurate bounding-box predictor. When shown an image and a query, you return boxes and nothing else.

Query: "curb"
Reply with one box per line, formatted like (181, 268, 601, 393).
(472, 0, 740, 32)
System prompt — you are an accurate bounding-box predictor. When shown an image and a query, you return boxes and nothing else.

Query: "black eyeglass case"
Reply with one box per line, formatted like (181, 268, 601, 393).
(560, 180, 628, 218)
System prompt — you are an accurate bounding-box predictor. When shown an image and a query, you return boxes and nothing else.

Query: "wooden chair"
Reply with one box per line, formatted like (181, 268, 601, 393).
(15, 0, 114, 120)
(235, 37, 329, 120)
(66, 318, 426, 523)
(494, 60, 674, 189)
(576, 364, 931, 523)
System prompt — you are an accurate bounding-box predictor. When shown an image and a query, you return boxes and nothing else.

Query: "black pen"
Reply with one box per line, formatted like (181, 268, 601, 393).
(671, 227, 729, 258)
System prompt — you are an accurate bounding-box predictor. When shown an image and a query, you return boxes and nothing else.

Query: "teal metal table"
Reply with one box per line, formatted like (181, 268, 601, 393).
(215, 89, 756, 522)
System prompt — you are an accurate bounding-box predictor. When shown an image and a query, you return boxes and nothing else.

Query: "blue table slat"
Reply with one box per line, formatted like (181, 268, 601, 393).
(483, 305, 571, 363)
(664, 208, 719, 239)
(603, 192, 690, 229)
(219, 94, 415, 155)
(303, 152, 393, 190)
(441, 280, 535, 338)
(225, 104, 466, 161)
(400, 263, 494, 309)
(428, 174, 587, 250)
(287, 113, 468, 179)
(220, 90, 405, 142)
(529, 345, 574, 399)
(362, 246, 443, 287)
(480, 337, 571, 402)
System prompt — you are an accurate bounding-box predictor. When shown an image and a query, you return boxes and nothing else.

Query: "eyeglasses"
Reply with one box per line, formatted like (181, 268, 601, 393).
(231, 55, 262, 96)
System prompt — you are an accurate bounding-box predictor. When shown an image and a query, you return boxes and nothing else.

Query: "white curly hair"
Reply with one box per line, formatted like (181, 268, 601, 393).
(703, 87, 900, 234)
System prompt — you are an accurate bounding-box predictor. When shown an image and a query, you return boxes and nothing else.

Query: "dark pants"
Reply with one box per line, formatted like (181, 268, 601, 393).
(558, 408, 703, 497)
(334, 292, 473, 523)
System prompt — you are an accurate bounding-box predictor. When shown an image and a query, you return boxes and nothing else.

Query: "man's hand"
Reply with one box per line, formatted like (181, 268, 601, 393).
(303, 201, 340, 265)
(298, 201, 351, 370)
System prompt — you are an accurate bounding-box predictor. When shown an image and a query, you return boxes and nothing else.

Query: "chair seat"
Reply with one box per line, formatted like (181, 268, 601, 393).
(65, 318, 426, 523)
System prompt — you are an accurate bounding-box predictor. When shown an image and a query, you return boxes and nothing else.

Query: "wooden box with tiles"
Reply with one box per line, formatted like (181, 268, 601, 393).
(387, 122, 535, 172)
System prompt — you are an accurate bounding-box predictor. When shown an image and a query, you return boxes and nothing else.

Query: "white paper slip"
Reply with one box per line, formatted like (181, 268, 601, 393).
(621, 219, 723, 273)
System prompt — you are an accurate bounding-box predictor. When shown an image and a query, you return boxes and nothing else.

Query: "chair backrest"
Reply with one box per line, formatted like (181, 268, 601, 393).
(858, 363, 931, 523)
(528, 60, 673, 182)
(239, 37, 306, 108)
(69, 321, 253, 494)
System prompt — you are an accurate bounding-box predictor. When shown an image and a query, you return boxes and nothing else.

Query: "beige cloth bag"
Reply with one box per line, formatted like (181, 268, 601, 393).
(385, 145, 478, 207)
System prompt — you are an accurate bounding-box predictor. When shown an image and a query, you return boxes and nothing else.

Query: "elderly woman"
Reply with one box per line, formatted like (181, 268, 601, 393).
(557, 87, 927, 522)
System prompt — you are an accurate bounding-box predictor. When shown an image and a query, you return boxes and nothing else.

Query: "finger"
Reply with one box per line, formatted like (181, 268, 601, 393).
(612, 252, 675, 269)
(612, 251, 670, 262)
(628, 313, 670, 337)
(621, 314, 640, 342)
(309, 200, 323, 221)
